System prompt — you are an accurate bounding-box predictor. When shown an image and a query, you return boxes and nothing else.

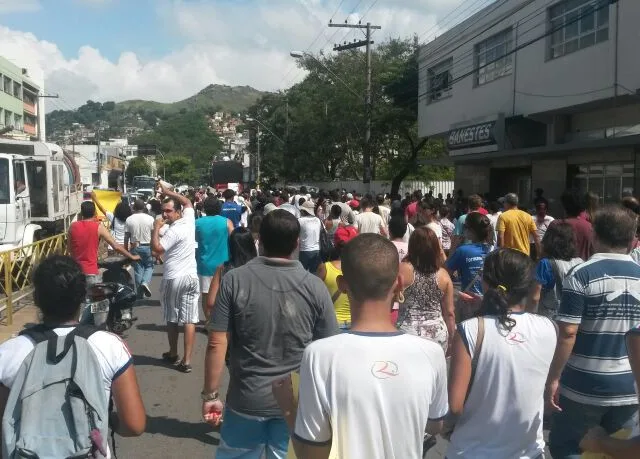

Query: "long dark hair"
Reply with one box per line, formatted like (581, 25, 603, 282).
(542, 223, 578, 260)
(405, 226, 443, 275)
(228, 227, 257, 268)
(465, 212, 492, 243)
(113, 201, 132, 222)
(478, 249, 534, 332)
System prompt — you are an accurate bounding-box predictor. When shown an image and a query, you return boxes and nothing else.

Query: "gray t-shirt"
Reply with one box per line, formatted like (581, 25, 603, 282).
(210, 256, 338, 417)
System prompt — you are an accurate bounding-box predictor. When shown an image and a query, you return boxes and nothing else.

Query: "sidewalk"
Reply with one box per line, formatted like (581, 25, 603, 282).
(0, 303, 39, 343)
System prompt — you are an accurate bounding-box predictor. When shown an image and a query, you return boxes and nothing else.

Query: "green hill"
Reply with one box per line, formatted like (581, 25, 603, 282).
(117, 84, 265, 115)
(46, 84, 267, 139)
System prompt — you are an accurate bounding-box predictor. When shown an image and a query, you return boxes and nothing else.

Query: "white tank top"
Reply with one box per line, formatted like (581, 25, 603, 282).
(447, 313, 557, 459)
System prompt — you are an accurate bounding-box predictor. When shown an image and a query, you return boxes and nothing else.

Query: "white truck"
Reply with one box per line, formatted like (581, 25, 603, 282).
(0, 139, 82, 251)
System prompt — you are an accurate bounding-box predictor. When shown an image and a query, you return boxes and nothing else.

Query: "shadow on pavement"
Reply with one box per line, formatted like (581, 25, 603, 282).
(144, 415, 220, 445)
(132, 354, 176, 368)
(135, 299, 161, 307)
(136, 323, 168, 333)
(152, 272, 163, 277)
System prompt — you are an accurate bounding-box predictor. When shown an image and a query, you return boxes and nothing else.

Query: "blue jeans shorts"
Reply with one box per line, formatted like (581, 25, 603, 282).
(216, 408, 289, 459)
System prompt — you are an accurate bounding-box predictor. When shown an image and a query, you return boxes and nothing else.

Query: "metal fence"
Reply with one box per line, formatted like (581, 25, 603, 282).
(280, 180, 455, 197)
(0, 234, 69, 325)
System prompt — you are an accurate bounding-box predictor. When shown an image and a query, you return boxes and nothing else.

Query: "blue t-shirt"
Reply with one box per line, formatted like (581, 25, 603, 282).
(536, 258, 555, 290)
(445, 243, 491, 295)
(195, 215, 229, 276)
(221, 201, 243, 228)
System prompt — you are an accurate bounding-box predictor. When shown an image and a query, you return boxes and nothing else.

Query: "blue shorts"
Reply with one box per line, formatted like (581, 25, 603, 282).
(216, 408, 289, 459)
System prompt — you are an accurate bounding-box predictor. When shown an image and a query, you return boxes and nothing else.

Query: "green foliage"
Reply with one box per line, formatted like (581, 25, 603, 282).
(159, 156, 200, 185)
(125, 157, 151, 185)
(130, 110, 222, 174)
(246, 37, 452, 191)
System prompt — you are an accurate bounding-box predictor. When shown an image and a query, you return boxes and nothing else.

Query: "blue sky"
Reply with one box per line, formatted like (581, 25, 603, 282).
(0, 0, 491, 109)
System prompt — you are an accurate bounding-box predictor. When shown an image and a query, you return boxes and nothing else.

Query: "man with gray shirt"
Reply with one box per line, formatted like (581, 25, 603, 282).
(202, 209, 338, 458)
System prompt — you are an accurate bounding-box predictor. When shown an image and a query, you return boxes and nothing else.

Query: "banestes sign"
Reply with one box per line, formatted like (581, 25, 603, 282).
(447, 121, 496, 150)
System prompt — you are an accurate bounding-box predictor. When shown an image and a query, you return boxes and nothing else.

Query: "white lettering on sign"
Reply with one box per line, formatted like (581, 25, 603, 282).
(448, 122, 496, 149)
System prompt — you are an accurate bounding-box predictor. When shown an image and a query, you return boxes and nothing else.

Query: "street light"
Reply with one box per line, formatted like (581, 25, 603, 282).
(290, 51, 361, 99)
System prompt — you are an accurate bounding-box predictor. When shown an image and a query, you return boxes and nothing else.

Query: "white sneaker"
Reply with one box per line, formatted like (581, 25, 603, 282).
(141, 283, 152, 298)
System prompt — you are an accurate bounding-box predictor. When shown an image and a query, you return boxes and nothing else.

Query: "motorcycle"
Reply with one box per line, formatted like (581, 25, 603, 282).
(86, 256, 138, 335)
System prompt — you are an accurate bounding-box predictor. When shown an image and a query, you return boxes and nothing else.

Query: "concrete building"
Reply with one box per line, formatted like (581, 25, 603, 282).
(0, 56, 43, 140)
(418, 0, 640, 211)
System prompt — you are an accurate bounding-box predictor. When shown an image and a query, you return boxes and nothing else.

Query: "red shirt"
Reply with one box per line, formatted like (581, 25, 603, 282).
(405, 201, 418, 221)
(69, 220, 100, 275)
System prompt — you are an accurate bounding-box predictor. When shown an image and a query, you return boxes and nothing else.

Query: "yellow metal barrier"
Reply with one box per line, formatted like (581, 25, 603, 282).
(0, 234, 69, 325)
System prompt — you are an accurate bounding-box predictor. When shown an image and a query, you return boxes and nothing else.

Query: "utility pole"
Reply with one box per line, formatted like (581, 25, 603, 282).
(329, 20, 381, 188)
(256, 126, 261, 188)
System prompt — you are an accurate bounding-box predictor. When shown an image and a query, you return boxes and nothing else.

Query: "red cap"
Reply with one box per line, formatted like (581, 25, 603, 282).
(334, 225, 358, 246)
(348, 199, 360, 209)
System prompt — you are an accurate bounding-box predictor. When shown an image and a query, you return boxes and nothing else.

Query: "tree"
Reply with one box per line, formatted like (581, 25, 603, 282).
(245, 37, 452, 190)
(125, 157, 151, 185)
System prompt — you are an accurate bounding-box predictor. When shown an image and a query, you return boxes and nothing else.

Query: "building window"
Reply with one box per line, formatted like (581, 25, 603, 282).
(12, 82, 21, 100)
(549, 0, 610, 59)
(14, 114, 22, 131)
(427, 57, 453, 103)
(4, 111, 11, 128)
(572, 163, 634, 203)
(475, 28, 513, 85)
(2, 76, 11, 95)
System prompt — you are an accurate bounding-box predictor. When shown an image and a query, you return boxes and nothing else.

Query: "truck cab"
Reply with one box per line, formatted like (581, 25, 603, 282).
(0, 140, 82, 250)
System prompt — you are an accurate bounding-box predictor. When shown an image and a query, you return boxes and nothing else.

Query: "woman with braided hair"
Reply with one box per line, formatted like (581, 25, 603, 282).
(446, 248, 557, 459)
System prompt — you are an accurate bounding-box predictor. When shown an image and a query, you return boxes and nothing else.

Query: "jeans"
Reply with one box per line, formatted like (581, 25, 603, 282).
(548, 395, 638, 459)
(216, 408, 289, 459)
(132, 245, 154, 289)
(299, 250, 321, 273)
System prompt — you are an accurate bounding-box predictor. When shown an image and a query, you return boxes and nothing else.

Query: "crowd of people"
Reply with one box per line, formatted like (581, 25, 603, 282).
(0, 181, 640, 458)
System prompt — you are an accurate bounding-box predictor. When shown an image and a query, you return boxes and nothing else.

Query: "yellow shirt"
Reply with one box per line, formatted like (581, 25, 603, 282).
(497, 209, 536, 255)
(323, 261, 351, 324)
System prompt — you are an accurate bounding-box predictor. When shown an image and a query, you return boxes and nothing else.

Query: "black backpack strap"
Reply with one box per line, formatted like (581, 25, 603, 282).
(72, 324, 100, 341)
(19, 323, 55, 344)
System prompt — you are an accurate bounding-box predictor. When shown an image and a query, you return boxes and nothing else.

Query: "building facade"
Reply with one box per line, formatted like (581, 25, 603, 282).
(418, 0, 640, 211)
(0, 56, 43, 140)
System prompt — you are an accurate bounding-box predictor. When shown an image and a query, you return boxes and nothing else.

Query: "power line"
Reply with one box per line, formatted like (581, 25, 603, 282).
(419, 0, 494, 44)
(417, 0, 612, 101)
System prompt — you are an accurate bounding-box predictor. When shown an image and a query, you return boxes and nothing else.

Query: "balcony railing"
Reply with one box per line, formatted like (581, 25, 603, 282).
(23, 101, 36, 115)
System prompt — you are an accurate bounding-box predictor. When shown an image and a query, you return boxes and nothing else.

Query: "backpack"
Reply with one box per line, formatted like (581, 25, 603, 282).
(2, 324, 110, 459)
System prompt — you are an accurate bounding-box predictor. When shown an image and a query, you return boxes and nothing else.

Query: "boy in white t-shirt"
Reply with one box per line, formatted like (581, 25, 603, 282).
(273, 234, 448, 459)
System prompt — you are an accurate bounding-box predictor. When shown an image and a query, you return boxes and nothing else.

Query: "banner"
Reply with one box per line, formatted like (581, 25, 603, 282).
(92, 190, 122, 219)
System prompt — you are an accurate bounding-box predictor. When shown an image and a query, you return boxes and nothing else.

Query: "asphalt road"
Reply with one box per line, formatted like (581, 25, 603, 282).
(115, 269, 226, 458)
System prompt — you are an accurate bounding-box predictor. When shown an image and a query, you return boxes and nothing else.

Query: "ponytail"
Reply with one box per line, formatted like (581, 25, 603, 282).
(477, 285, 516, 332)
(476, 248, 535, 332)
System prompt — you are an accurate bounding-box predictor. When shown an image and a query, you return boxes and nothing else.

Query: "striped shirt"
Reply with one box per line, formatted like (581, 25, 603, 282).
(557, 253, 640, 406)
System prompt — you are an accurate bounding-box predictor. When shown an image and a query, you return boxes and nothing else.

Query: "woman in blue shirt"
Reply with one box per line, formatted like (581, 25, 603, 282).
(446, 212, 492, 320)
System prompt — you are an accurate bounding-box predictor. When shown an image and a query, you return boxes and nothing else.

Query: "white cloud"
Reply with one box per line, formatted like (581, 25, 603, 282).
(0, 0, 40, 13)
(0, 0, 479, 111)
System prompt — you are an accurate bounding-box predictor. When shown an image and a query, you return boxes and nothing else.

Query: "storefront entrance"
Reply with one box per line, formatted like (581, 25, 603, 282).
(490, 166, 532, 208)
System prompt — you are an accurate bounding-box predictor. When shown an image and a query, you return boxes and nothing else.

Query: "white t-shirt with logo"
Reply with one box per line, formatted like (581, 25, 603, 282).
(294, 331, 448, 459)
(160, 207, 198, 279)
(356, 211, 385, 234)
(447, 313, 557, 459)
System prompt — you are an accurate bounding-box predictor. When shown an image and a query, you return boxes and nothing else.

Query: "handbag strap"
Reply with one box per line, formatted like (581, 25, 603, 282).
(466, 317, 485, 400)
(462, 268, 483, 294)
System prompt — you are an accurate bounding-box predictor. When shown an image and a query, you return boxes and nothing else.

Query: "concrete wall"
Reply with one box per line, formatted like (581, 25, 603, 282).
(418, 0, 639, 138)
